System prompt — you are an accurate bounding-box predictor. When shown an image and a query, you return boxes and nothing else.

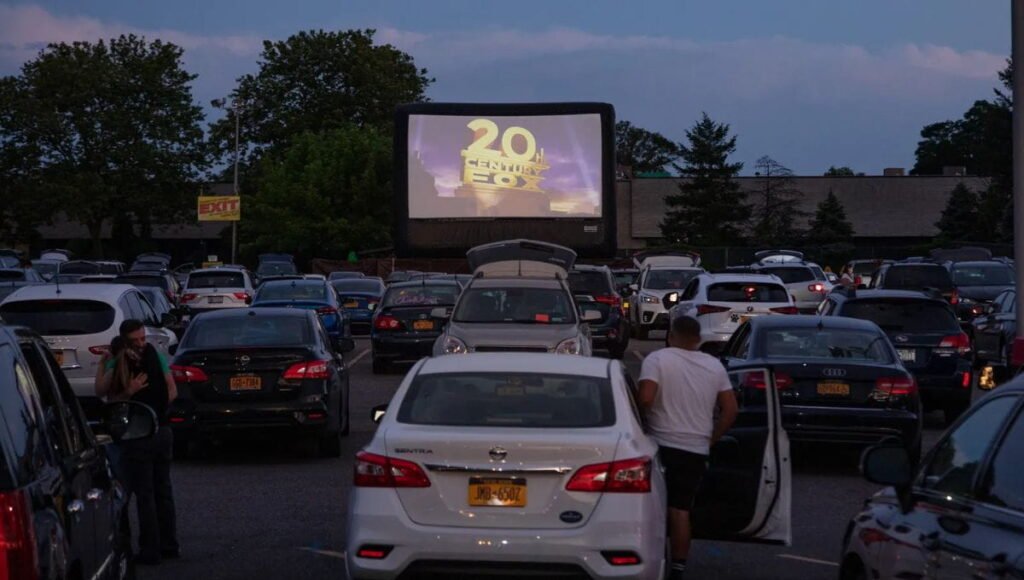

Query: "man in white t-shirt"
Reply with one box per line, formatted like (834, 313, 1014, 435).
(639, 315, 738, 580)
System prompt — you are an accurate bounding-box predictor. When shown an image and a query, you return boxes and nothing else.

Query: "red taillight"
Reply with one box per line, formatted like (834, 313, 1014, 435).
(181, 293, 198, 303)
(356, 546, 393, 559)
(808, 283, 826, 293)
(961, 371, 972, 389)
(354, 451, 430, 488)
(769, 306, 799, 315)
(594, 295, 622, 308)
(854, 276, 863, 285)
(170, 365, 209, 383)
(0, 489, 39, 580)
(742, 371, 793, 389)
(696, 304, 730, 316)
(283, 360, 330, 380)
(875, 375, 917, 396)
(565, 456, 651, 493)
(316, 306, 338, 316)
(374, 315, 403, 331)
(88, 345, 110, 355)
(602, 551, 642, 566)
(950, 290, 959, 305)
(939, 333, 971, 355)
(233, 292, 250, 301)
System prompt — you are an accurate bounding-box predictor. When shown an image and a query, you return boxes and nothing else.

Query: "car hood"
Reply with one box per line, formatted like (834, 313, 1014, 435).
(444, 321, 580, 350)
(957, 286, 1010, 302)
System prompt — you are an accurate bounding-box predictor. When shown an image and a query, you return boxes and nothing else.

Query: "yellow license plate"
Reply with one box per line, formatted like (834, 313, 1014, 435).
(230, 375, 262, 391)
(817, 381, 850, 396)
(468, 477, 527, 507)
(344, 301, 359, 308)
(413, 320, 434, 331)
(52, 350, 64, 366)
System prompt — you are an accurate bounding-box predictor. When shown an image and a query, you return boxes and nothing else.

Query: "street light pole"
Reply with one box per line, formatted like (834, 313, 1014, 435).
(1013, 0, 1024, 367)
(231, 105, 241, 265)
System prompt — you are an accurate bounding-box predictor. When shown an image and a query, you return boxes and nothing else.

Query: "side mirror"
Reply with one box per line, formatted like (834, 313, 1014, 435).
(663, 291, 680, 310)
(861, 444, 913, 488)
(582, 309, 602, 322)
(430, 307, 450, 319)
(371, 404, 388, 424)
(101, 401, 158, 443)
(335, 337, 356, 354)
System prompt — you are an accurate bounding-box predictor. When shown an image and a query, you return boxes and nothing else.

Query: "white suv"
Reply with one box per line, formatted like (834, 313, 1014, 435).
(627, 254, 703, 340)
(181, 267, 256, 312)
(665, 273, 796, 353)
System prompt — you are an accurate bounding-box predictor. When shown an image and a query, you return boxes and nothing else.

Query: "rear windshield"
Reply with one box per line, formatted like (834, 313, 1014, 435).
(707, 282, 789, 303)
(188, 272, 244, 289)
(183, 315, 310, 348)
(397, 372, 615, 428)
(762, 328, 892, 363)
(257, 262, 297, 276)
(0, 256, 18, 268)
(852, 262, 881, 275)
(841, 299, 959, 333)
(644, 269, 699, 290)
(453, 287, 575, 324)
(256, 282, 327, 302)
(568, 271, 612, 296)
(613, 272, 637, 288)
(116, 276, 167, 289)
(60, 262, 100, 274)
(950, 264, 1014, 287)
(809, 265, 827, 281)
(760, 267, 815, 284)
(0, 270, 25, 281)
(882, 266, 953, 290)
(384, 285, 460, 308)
(331, 279, 384, 294)
(97, 263, 122, 275)
(0, 299, 116, 335)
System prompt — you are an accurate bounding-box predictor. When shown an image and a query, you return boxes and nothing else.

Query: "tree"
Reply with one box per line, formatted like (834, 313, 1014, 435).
(750, 156, 807, 246)
(209, 29, 432, 170)
(824, 166, 864, 177)
(806, 190, 855, 245)
(244, 125, 392, 263)
(0, 35, 207, 254)
(660, 113, 750, 246)
(934, 183, 980, 243)
(615, 120, 680, 174)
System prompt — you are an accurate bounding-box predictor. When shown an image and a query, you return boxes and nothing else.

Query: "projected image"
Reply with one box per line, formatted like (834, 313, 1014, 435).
(408, 114, 603, 219)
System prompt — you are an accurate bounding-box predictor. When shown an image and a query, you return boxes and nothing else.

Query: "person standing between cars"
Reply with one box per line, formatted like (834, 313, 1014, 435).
(638, 316, 739, 580)
(94, 335, 147, 481)
(96, 319, 180, 565)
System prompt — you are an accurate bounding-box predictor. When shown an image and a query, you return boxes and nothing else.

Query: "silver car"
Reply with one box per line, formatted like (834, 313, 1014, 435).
(181, 267, 256, 312)
(627, 256, 704, 340)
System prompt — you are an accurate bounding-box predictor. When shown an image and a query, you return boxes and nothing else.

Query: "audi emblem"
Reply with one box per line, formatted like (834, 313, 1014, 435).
(239, 355, 251, 366)
(822, 368, 847, 378)
(489, 447, 508, 461)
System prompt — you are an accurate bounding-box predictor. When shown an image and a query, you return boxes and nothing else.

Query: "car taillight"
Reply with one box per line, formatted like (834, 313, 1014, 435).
(316, 306, 338, 316)
(949, 290, 959, 305)
(354, 451, 430, 488)
(283, 360, 330, 380)
(565, 456, 651, 493)
(374, 315, 403, 331)
(0, 489, 39, 580)
(88, 345, 110, 355)
(742, 371, 793, 389)
(594, 294, 622, 309)
(854, 276, 863, 285)
(875, 375, 917, 396)
(233, 292, 250, 301)
(939, 333, 971, 355)
(808, 283, 826, 293)
(696, 304, 730, 316)
(961, 371, 972, 389)
(769, 306, 799, 315)
(602, 551, 642, 566)
(165, 290, 176, 303)
(170, 365, 209, 383)
(181, 293, 197, 303)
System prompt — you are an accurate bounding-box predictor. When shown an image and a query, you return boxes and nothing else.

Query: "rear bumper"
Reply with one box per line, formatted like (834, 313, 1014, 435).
(781, 406, 921, 447)
(346, 488, 665, 580)
(168, 399, 332, 436)
(372, 335, 438, 362)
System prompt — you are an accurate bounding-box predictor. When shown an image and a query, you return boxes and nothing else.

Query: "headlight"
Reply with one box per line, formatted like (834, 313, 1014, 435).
(555, 338, 582, 355)
(442, 336, 468, 355)
(641, 294, 660, 304)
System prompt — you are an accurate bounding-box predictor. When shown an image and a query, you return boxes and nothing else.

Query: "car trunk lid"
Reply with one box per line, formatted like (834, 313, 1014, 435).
(174, 347, 313, 401)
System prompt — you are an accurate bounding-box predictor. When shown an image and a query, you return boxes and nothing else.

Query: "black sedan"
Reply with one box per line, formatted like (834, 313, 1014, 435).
(168, 308, 354, 458)
(971, 288, 1017, 384)
(370, 280, 461, 374)
(722, 315, 922, 461)
(946, 260, 1016, 324)
(841, 381, 1024, 580)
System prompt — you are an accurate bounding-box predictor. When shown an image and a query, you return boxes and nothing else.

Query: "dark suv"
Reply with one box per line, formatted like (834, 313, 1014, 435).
(0, 324, 157, 580)
(568, 265, 630, 358)
(868, 262, 957, 304)
(945, 260, 1016, 324)
(821, 288, 972, 423)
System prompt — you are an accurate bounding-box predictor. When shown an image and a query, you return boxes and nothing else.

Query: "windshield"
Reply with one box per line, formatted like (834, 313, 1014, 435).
(760, 267, 815, 284)
(0, 270, 26, 281)
(841, 299, 960, 333)
(383, 285, 460, 308)
(60, 262, 101, 274)
(613, 272, 637, 288)
(763, 327, 893, 363)
(707, 282, 789, 303)
(97, 263, 123, 275)
(256, 282, 327, 302)
(0, 299, 116, 335)
(188, 272, 244, 289)
(453, 287, 575, 324)
(950, 264, 1014, 286)
(883, 266, 954, 291)
(257, 262, 298, 276)
(644, 269, 699, 290)
(568, 271, 612, 296)
(331, 279, 385, 294)
(183, 315, 311, 348)
(397, 372, 615, 428)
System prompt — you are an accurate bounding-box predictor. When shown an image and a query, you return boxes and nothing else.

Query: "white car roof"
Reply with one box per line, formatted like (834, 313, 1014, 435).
(641, 256, 700, 269)
(648, 265, 703, 272)
(418, 353, 611, 378)
(699, 273, 785, 285)
(2, 283, 136, 303)
(190, 267, 246, 275)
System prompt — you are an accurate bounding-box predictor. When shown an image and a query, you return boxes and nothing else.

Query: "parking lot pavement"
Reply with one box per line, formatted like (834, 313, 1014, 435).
(140, 337, 946, 580)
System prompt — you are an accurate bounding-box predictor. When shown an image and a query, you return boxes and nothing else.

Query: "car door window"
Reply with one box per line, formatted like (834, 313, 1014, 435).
(919, 395, 1019, 498)
(979, 404, 1024, 512)
(134, 292, 159, 325)
(20, 342, 87, 455)
(682, 279, 699, 301)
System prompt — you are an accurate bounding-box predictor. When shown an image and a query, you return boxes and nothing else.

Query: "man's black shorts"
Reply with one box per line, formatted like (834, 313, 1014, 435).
(659, 446, 708, 511)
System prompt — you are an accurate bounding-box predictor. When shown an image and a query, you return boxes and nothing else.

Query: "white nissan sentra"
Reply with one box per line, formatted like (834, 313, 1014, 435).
(346, 353, 793, 580)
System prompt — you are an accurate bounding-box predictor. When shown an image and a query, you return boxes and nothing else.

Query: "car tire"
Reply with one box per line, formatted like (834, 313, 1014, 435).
(372, 357, 388, 375)
(318, 428, 342, 458)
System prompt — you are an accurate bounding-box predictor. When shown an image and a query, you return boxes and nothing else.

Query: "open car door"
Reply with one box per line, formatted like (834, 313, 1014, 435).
(692, 367, 791, 545)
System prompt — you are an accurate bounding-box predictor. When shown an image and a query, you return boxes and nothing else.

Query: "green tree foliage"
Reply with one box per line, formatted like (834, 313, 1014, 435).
(0, 35, 207, 254)
(806, 190, 855, 245)
(615, 120, 680, 174)
(209, 29, 432, 170)
(934, 183, 980, 243)
(750, 156, 807, 246)
(245, 126, 392, 262)
(660, 113, 750, 246)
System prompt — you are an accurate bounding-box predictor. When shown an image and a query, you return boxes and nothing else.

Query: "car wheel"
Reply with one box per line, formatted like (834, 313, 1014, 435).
(318, 428, 342, 458)
(372, 357, 388, 375)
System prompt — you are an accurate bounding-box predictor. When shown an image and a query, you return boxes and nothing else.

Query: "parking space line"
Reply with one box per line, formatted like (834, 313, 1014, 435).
(298, 547, 347, 559)
(348, 348, 370, 367)
(632, 350, 645, 361)
(777, 554, 838, 567)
